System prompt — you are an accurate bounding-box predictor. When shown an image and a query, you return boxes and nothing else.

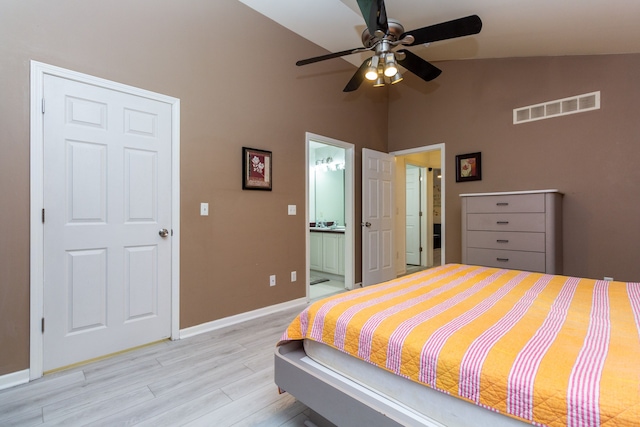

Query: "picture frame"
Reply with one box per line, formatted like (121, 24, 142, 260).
(455, 152, 482, 182)
(242, 147, 272, 190)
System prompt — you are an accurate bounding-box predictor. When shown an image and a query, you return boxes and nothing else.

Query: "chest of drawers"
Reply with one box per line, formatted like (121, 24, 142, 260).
(461, 190, 563, 274)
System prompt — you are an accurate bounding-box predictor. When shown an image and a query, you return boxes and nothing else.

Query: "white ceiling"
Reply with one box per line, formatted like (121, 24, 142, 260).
(239, 0, 640, 67)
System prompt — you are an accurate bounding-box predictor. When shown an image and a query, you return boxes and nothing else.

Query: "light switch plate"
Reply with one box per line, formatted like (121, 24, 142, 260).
(288, 205, 296, 215)
(291, 271, 297, 282)
(200, 203, 209, 216)
(270, 275, 276, 286)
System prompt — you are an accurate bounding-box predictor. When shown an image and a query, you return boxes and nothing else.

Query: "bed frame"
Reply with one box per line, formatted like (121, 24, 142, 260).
(275, 341, 529, 427)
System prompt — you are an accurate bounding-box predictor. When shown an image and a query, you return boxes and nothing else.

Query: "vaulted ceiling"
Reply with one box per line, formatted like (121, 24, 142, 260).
(239, 0, 640, 67)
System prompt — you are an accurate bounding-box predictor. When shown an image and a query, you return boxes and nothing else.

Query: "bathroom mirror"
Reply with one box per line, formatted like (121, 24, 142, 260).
(314, 168, 344, 226)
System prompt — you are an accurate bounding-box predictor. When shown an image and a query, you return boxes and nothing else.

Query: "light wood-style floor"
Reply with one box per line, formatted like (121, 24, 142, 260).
(309, 279, 345, 301)
(3, 258, 447, 426)
(0, 305, 320, 427)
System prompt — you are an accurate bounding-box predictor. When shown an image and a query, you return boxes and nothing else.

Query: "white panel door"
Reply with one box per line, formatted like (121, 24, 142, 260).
(43, 74, 172, 371)
(405, 166, 421, 265)
(362, 148, 395, 287)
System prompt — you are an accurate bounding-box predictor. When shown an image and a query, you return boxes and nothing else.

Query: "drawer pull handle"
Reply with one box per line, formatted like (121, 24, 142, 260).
(496, 258, 510, 262)
(497, 221, 510, 225)
(496, 202, 509, 206)
(496, 239, 509, 243)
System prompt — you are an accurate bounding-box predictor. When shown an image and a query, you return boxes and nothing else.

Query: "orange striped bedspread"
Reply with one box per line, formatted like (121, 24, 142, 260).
(278, 264, 640, 427)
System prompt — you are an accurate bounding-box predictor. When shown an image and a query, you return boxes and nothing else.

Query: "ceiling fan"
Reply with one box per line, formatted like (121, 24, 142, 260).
(295, 0, 482, 92)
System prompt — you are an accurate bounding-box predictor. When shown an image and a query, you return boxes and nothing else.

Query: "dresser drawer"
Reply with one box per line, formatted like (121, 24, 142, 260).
(466, 231, 545, 252)
(466, 248, 546, 273)
(467, 213, 546, 232)
(465, 194, 545, 213)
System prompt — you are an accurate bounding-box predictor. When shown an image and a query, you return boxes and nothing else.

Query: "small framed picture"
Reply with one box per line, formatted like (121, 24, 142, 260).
(242, 147, 272, 190)
(455, 152, 482, 182)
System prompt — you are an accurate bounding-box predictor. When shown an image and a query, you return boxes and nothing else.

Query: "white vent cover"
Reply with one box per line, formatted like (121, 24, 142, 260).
(513, 91, 600, 124)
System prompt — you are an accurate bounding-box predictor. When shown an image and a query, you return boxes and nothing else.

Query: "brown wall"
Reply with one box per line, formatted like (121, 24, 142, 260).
(2, 1, 639, 379)
(389, 54, 640, 281)
(0, 1, 387, 375)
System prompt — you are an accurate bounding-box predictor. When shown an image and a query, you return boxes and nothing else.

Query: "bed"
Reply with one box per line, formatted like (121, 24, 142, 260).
(275, 264, 640, 427)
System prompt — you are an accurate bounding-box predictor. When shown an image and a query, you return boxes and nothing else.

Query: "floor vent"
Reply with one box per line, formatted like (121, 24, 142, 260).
(513, 91, 600, 124)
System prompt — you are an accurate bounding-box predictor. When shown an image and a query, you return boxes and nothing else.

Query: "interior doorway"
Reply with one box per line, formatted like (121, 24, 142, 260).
(306, 133, 355, 301)
(392, 144, 445, 276)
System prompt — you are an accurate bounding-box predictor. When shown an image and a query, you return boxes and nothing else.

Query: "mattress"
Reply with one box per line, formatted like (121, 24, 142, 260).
(279, 264, 640, 427)
(302, 339, 530, 426)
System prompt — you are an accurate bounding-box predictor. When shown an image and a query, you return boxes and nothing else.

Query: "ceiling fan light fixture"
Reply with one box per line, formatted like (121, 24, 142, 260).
(390, 72, 403, 85)
(373, 65, 385, 87)
(365, 55, 379, 81)
(365, 69, 378, 81)
(383, 53, 398, 77)
(296, 5, 483, 93)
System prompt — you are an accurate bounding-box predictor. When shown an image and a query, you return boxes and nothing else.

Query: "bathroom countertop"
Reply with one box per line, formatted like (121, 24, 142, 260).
(309, 227, 345, 233)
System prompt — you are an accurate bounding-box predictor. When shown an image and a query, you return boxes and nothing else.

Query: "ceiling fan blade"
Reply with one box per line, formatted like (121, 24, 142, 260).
(396, 49, 442, 82)
(343, 58, 372, 92)
(401, 15, 482, 46)
(296, 47, 368, 66)
(356, 0, 388, 36)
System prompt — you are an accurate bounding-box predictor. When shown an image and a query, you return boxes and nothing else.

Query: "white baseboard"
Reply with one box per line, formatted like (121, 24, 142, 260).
(180, 297, 308, 340)
(0, 369, 30, 391)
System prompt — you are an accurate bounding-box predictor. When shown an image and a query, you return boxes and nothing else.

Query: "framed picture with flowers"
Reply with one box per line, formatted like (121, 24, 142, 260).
(242, 147, 272, 190)
(455, 152, 482, 182)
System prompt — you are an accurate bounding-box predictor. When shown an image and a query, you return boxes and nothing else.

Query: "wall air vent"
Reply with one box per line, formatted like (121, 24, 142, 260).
(513, 91, 600, 124)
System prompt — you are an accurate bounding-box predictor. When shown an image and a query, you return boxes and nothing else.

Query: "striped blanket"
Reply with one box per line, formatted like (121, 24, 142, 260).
(279, 264, 640, 427)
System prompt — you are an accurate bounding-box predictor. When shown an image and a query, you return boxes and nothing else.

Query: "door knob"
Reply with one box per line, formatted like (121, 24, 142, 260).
(361, 222, 371, 228)
(159, 228, 169, 237)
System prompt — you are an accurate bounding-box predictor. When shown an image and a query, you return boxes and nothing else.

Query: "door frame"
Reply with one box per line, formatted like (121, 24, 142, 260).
(29, 61, 181, 380)
(391, 143, 446, 268)
(305, 132, 355, 298)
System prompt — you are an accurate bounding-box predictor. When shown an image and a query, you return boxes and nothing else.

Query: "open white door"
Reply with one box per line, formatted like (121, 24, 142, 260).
(405, 165, 421, 265)
(362, 148, 395, 287)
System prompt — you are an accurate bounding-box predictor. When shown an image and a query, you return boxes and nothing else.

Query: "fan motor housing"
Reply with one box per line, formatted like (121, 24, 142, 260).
(361, 19, 405, 48)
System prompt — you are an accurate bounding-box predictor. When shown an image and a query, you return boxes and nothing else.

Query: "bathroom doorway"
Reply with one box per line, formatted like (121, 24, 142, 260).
(306, 133, 354, 301)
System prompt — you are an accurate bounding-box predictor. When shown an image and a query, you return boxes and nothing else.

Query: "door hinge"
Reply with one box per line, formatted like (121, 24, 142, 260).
(42, 98, 45, 114)
(42, 208, 45, 223)
(171, 229, 173, 236)
(419, 211, 423, 217)
(420, 247, 423, 252)
(41, 318, 45, 333)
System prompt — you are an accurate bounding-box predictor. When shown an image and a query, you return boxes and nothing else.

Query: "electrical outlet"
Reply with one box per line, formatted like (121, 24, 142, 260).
(270, 275, 276, 286)
(200, 203, 209, 216)
(288, 205, 296, 215)
(291, 271, 297, 282)
(604, 276, 614, 281)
